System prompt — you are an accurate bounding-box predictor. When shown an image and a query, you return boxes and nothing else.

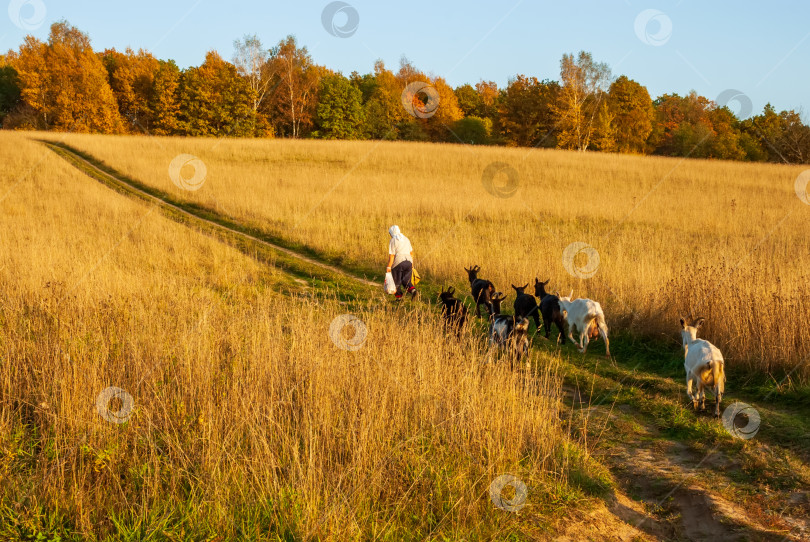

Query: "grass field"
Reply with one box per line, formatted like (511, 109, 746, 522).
(38, 131, 810, 381)
(3, 130, 810, 540)
(0, 132, 592, 540)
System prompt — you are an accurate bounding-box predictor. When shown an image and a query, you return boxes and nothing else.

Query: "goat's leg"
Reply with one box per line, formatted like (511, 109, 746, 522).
(714, 387, 722, 418)
(567, 324, 577, 347)
(698, 385, 706, 411)
(557, 317, 567, 344)
(580, 332, 590, 354)
(597, 317, 610, 357)
(686, 375, 697, 408)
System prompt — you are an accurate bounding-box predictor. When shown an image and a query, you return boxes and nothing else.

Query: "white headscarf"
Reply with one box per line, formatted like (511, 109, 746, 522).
(388, 225, 402, 241)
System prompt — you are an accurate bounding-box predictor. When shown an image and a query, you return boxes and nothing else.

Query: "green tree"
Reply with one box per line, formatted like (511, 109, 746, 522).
(607, 75, 653, 153)
(742, 104, 782, 161)
(707, 106, 745, 160)
(454, 83, 483, 117)
(450, 116, 491, 145)
(349, 70, 377, 102)
(314, 74, 365, 139)
(591, 101, 616, 152)
(497, 75, 559, 147)
(0, 61, 21, 125)
(361, 60, 405, 140)
(148, 59, 181, 135)
(178, 51, 256, 137)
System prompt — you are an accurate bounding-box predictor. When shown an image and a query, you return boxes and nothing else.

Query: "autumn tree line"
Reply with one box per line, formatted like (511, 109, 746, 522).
(1, 22, 809, 163)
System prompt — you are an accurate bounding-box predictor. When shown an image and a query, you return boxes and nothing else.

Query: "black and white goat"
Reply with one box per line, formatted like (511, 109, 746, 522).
(488, 292, 530, 362)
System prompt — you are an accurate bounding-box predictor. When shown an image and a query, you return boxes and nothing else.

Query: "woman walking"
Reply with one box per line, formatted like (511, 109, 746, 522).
(386, 225, 417, 300)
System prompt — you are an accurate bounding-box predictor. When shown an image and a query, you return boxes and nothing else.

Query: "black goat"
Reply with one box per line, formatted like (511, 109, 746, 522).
(464, 265, 496, 317)
(534, 278, 567, 345)
(512, 283, 541, 329)
(490, 291, 507, 317)
(438, 286, 467, 337)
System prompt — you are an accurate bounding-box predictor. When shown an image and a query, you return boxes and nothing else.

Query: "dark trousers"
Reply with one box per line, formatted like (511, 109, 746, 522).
(391, 261, 413, 293)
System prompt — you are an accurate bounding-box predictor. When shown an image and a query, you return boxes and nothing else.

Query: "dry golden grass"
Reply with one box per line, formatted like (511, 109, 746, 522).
(0, 131, 579, 539)
(38, 131, 810, 381)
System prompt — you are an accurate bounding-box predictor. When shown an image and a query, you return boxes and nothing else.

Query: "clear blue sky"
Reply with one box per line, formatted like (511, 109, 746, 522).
(2, 0, 808, 118)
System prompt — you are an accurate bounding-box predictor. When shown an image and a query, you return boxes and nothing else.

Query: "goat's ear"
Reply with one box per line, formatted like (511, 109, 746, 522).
(474, 265, 481, 272)
(680, 317, 686, 329)
(543, 279, 550, 285)
(511, 284, 519, 291)
(695, 317, 705, 329)
(568, 289, 573, 299)
(448, 286, 455, 294)
(535, 277, 540, 284)
(522, 283, 528, 290)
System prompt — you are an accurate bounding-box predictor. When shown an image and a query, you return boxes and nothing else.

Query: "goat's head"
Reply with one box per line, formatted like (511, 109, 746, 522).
(463, 265, 481, 284)
(680, 317, 704, 350)
(490, 291, 507, 315)
(511, 283, 529, 295)
(439, 286, 456, 303)
(534, 278, 550, 299)
(556, 289, 574, 303)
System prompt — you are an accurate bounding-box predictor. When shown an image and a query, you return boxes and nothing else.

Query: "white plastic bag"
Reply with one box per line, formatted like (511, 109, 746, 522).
(384, 272, 396, 294)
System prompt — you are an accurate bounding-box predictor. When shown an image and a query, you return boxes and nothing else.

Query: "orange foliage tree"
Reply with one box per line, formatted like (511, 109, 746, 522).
(264, 36, 322, 138)
(9, 22, 122, 132)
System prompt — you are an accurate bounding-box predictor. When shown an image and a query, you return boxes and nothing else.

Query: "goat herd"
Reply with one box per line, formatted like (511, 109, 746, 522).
(436, 265, 727, 417)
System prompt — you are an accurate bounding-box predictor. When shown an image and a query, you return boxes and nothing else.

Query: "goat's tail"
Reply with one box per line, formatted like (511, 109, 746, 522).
(595, 312, 610, 356)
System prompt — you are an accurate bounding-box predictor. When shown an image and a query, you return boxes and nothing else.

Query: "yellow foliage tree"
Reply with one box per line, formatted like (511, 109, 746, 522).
(101, 47, 159, 133)
(554, 51, 612, 151)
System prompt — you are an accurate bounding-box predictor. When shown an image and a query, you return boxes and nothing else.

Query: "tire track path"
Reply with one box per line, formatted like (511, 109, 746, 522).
(42, 140, 378, 290)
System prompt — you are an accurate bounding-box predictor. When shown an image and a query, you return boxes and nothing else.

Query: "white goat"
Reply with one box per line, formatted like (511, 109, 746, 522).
(556, 291, 610, 357)
(680, 317, 725, 417)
